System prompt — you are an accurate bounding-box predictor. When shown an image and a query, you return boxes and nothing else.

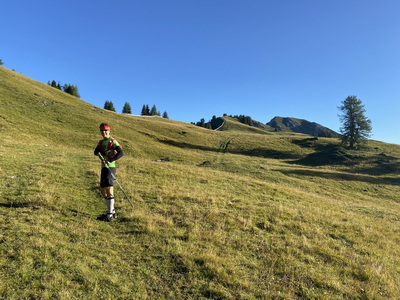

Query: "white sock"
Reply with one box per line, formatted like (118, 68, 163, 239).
(106, 197, 115, 214)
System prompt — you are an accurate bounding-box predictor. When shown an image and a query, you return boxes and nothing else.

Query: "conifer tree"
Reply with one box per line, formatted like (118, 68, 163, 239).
(108, 101, 116, 112)
(141, 104, 151, 115)
(150, 105, 160, 116)
(0, 59, 4, 66)
(104, 100, 116, 112)
(338, 95, 372, 148)
(162, 111, 169, 119)
(122, 102, 132, 114)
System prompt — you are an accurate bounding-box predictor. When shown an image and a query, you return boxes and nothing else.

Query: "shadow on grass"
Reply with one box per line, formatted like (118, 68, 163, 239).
(0, 202, 33, 208)
(291, 144, 352, 166)
(159, 139, 217, 153)
(280, 169, 399, 187)
(237, 148, 301, 159)
(291, 142, 400, 176)
(159, 139, 301, 159)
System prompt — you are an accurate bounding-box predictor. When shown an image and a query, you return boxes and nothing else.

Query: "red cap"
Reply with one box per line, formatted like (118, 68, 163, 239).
(99, 123, 111, 131)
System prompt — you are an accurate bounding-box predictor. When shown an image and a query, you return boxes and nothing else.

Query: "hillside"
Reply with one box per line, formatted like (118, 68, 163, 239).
(1, 66, 400, 299)
(195, 115, 339, 139)
(267, 116, 340, 137)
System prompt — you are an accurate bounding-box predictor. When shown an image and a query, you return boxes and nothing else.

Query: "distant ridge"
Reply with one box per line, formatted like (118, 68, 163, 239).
(267, 116, 339, 138)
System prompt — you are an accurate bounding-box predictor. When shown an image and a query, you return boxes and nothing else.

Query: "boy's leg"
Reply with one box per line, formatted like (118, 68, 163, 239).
(105, 187, 115, 214)
(100, 186, 114, 198)
(98, 168, 117, 221)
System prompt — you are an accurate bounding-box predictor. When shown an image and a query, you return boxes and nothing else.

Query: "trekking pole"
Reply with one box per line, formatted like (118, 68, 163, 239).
(97, 153, 134, 209)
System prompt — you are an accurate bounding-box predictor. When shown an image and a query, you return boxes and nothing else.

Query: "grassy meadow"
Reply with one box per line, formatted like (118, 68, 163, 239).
(0, 66, 400, 299)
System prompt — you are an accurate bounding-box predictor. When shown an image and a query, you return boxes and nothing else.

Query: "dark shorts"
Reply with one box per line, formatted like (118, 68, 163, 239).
(100, 167, 116, 188)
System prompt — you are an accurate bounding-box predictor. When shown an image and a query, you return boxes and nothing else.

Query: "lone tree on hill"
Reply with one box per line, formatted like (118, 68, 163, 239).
(122, 102, 132, 114)
(338, 95, 372, 148)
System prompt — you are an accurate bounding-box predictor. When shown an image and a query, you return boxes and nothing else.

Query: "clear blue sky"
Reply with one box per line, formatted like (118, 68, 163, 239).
(2, 0, 399, 144)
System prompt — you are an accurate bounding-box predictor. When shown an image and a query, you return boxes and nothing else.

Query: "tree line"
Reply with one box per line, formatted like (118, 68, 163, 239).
(193, 114, 254, 129)
(46, 77, 169, 118)
(103, 101, 169, 118)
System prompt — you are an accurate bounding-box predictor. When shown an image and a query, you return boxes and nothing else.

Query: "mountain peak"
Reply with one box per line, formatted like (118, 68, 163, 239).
(267, 116, 339, 138)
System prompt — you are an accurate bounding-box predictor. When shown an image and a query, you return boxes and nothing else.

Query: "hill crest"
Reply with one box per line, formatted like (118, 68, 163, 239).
(267, 116, 340, 137)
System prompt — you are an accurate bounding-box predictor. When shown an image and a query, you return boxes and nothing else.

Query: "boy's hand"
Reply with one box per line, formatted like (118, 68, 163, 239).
(102, 160, 111, 166)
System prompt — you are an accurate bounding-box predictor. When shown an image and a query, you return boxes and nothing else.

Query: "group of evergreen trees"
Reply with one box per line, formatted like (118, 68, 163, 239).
(103, 101, 168, 118)
(194, 114, 254, 129)
(47, 80, 80, 98)
(103, 100, 116, 112)
(104, 100, 132, 114)
(230, 115, 254, 126)
(141, 104, 169, 118)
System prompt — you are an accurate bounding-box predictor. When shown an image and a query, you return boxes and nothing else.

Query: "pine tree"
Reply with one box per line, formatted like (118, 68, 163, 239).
(108, 101, 116, 112)
(0, 59, 4, 66)
(150, 105, 159, 116)
(122, 102, 132, 114)
(104, 100, 116, 112)
(162, 111, 169, 119)
(338, 95, 372, 148)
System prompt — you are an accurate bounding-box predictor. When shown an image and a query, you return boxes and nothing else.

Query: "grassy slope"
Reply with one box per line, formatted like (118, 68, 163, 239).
(1, 66, 399, 299)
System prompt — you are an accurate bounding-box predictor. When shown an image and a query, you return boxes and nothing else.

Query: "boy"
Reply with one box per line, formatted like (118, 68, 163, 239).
(94, 123, 124, 221)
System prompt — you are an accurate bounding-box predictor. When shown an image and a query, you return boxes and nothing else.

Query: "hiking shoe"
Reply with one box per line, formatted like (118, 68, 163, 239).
(97, 212, 117, 222)
(106, 212, 118, 221)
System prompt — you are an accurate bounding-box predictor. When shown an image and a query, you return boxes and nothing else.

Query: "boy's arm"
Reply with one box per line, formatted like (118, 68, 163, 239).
(94, 145, 101, 155)
(108, 146, 124, 163)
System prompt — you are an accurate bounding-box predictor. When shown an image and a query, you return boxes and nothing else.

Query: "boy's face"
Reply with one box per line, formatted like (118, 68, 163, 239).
(100, 129, 110, 139)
